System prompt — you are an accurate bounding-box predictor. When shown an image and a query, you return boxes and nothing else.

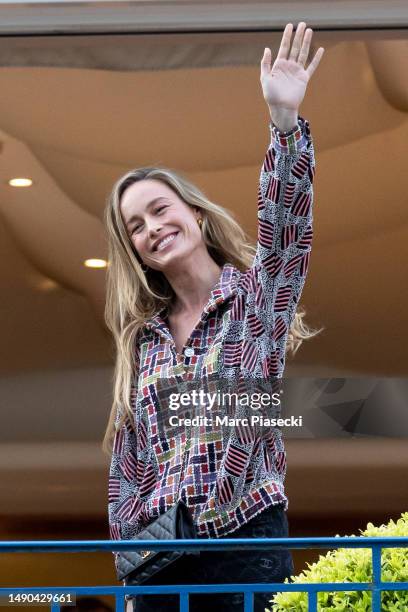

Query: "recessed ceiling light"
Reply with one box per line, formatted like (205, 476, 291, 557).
(8, 177, 33, 187)
(84, 258, 108, 269)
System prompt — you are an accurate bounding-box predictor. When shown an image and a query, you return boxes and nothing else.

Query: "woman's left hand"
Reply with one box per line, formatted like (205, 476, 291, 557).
(260, 22, 324, 114)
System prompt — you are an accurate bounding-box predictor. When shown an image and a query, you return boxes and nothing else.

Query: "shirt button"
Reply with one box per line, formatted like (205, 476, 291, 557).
(184, 347, 194, 357)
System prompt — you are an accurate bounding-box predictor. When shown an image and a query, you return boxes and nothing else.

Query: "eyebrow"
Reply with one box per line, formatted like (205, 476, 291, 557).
(125, 197, 167, 228)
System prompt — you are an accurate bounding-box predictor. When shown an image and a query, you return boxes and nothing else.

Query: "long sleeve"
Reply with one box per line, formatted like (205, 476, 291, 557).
(231, 115, 315, 378)
(108, 406, 139, 573)
(108, 343, 141, 576)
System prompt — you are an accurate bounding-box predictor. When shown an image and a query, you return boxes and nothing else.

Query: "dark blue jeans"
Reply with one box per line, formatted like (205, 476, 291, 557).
(131, 504, 294, 611)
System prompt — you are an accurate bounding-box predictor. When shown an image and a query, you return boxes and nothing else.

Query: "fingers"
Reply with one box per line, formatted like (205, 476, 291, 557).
(276, 23, 294, 61)
(260, 47, 272, 79)
(289, 22, 307, 62)
(306, 47, 325, 78)
(263, 22, 325, 77)
(298, 27, 313, 67)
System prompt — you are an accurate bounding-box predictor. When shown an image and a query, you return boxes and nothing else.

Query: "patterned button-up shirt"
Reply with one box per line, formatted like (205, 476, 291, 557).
(108, 116, 315, 568)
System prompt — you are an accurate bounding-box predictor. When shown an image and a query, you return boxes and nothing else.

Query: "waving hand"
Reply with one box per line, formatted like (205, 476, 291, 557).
(261, 22, 324, 130)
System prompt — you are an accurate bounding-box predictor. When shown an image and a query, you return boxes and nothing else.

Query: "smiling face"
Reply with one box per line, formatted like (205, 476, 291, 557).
(120, 178, 204, 272)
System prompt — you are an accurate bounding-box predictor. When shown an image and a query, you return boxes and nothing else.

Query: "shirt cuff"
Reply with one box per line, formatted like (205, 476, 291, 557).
(269, 116, 311, 155)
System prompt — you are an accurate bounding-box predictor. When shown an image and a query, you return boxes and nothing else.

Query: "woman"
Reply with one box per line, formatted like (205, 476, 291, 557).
(103, 22, 324, 612)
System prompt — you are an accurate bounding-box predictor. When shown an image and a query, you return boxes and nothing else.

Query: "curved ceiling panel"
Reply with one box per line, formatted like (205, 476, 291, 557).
(0, 29, 407, 378)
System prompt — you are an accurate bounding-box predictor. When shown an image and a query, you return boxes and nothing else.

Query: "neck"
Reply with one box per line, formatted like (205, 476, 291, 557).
(164, 249, 222, 316)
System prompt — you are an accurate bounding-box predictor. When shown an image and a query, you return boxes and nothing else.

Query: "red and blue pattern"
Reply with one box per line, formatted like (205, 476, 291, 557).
(108, 116, 315, 560)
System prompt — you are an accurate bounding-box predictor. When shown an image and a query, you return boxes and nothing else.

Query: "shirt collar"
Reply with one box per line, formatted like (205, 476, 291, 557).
(143, 262, 239, 340)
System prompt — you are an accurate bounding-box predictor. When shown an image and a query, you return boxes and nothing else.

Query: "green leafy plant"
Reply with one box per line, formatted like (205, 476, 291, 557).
(268, 512, 408, 611)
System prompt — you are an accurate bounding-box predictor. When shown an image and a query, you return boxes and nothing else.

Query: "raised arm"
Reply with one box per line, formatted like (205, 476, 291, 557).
(231, 22, 324, 378)
(252, 114, 314, 378)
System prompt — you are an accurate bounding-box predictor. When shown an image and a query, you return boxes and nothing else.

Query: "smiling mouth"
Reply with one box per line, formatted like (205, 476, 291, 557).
(153, 232, 179, 252)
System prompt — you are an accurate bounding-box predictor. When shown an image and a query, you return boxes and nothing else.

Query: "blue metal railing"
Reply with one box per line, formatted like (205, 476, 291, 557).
(1, 537, 408, 611)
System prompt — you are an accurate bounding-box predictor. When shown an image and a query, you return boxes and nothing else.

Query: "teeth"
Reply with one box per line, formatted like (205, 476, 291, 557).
(156, 233, 177, 251)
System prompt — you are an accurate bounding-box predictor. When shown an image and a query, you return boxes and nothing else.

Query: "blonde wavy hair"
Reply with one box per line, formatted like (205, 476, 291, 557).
(102, 167, 323, 455)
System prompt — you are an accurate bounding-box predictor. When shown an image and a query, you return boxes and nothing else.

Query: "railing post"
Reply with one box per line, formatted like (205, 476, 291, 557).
(243, 590, 254, 612)
(372, 544, 382, 612)
(308, 590, 317, 611)
(179, 591, 189, 612)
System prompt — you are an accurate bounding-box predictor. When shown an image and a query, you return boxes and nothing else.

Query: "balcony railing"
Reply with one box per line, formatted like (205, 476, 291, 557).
(1, 536, 408, 611)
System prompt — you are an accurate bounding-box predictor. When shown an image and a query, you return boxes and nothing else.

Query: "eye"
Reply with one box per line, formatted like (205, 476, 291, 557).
(131, 204, 167, 235)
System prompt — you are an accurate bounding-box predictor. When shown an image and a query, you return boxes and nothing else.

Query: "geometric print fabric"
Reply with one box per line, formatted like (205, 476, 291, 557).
(108, 116, 316, 564)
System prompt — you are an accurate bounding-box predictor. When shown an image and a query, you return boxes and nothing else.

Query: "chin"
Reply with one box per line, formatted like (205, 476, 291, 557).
(159, 249, 193, 271)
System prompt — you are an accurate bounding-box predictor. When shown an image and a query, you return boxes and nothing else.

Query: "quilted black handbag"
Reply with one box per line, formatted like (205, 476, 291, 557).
(116, 499, 199, 585)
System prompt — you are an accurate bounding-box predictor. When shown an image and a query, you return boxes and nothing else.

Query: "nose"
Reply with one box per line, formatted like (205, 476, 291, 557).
(146, 221, 163, 250)
(146, 221, 163, 238)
